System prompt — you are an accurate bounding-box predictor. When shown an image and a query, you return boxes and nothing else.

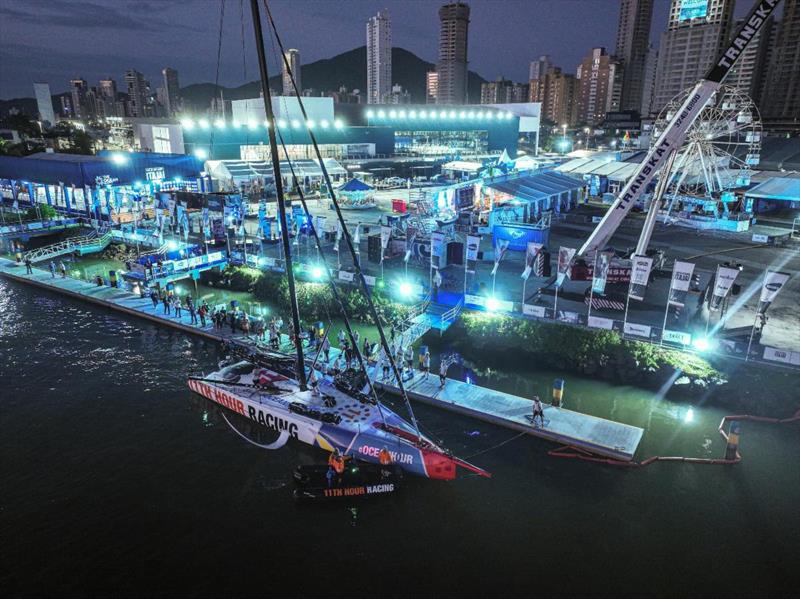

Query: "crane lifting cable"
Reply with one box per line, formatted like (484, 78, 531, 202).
(579, 0, 783, 258)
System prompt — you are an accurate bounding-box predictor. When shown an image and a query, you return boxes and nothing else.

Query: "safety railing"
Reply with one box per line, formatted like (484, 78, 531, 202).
(439, 298, 464, 333)
(25, 228, 111, 263)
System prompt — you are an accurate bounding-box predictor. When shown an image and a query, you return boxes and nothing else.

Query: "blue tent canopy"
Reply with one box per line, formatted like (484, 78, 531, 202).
(0, 151, 204, 187)
(339, 178, 373, 192)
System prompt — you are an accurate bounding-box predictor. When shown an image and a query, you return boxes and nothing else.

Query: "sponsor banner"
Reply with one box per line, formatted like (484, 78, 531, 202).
(314, 215, 326, 236)
(628, 255, 653, 301)
(557, 310, 580, 324)
(759, 270, 790, 306)
(521, 242, 542, 281)
(662, 329, 692, 345)
(710, 265, 740, 311)
(624, 322, 652, 338)
(762, 347, 800, 366)
(261, 256, 276, 267)
(338, 271, 355, 283)
(592, 251, 613, 295)
(363, 274, 376, 286)
(557, 247, 576, 287)
(668, 260, 695, 306)
(522, 304, 546, 318)
(588, 316, 614, 330)
(431, 232, 446, 259)
(464, 294, 485, 307)
(465, 235, 481, 261)
(491, 239, 510, 276)
(380, 225, 392, 249)
(751, 233, 769, 243)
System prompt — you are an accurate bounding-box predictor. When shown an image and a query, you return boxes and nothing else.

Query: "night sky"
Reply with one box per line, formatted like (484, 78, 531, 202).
(0, 0, 751, 99)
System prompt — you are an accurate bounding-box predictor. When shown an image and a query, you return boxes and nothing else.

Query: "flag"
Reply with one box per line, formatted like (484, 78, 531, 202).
(431, 232, 446, 269)
(591, 251, 613, 295)
(628, 255, 653, 301)
(465, 235, 481, 261)
(556, 247, 576, 287)
(353, 226, 361, 245)
(404, 234, 415, 263)
(491, 239, 509, 276)
(334, 221, 342, 251)
(668, 261, 695, 306)
(758, 270, 790, 313)
(315, 215, 326, 236)
(380, 225, 392, 249)
(521, 242, 542, 280)
(710, 265, 740, 311)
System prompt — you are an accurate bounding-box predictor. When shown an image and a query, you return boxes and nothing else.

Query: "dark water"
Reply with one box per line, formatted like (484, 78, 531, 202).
(1, 278, 799, 598)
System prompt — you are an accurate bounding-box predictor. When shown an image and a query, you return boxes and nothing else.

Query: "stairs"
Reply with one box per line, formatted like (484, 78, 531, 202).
(425, 299, 463, 334)
(25, 229, 112, 263)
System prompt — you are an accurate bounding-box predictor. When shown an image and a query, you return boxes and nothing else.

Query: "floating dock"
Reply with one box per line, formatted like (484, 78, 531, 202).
(374, 373, 643, 461)
(0, 257, 644, 461)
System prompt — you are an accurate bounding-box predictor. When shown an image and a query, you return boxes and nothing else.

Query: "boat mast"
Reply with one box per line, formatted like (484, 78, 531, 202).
(249, 0, 307, 390)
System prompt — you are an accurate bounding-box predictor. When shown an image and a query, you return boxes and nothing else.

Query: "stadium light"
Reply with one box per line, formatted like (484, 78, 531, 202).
(198, 118, 210, 130)
(180, 118, 195, 130)
(194, 148, 208, 160)
(214, 119, 225, 129)
(110, 153, 128, 165)
(399, 281, 414, 298)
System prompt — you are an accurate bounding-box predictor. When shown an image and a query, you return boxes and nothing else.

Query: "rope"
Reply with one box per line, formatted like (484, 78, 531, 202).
(221, 411, 289, 449)
(464, 432, 528, 460)
(548, 407, 800, 468)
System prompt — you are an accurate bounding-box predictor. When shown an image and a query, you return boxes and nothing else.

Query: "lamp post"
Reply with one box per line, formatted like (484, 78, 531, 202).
(561, 123, 567, 154)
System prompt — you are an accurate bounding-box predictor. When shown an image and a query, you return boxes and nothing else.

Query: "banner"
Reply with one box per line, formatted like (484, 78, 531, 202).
(668, 260, 695, 306)
(522, 304, 546, 318)
(466, 235, 481, 261)
(556, 247, 576, 287)
(491, 239, 509, 276)
(431, 232, 446, 259)
(591, 251, 612, 295)
(758, 271, 790, 312)
(624, 322, 652, 338)
(588, 316, 614, 330)
(628, 255, 653, 301)
(380, 225, 392, 250)
(521, 242, 543, 281)
(314, 215, 326, 236)
(710, 265, 740, 311)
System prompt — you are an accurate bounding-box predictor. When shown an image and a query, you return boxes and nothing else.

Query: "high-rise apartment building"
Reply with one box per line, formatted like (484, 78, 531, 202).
(125, 69, 148, 117)
(726, 16, 774, 101)
(33, 82, 55, 126)
(97, 77, 118, 118)
(436, 2, 470, 104)
(282, 49, 301, 95)
(639, 46, 658, 116)
(70, 78, 89, 119)
(531, 66, 578, 126)
(366, 11, 392, 104)
(615, 0, 652, 112)
(162, 67, 182, 116)
(652, 0, 734, 112)
(761, 0, 800, 122)
(426, 71, 439, 104)
(576, 48, 623, 125)
(480, 78, 529, 104)
(529, 55, 551, 83)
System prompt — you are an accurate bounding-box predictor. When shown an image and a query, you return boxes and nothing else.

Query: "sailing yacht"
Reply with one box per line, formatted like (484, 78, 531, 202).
(188, 0, 489, 481)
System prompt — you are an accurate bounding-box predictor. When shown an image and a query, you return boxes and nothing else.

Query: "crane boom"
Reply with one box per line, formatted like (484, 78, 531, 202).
(578, 0, 783, 257)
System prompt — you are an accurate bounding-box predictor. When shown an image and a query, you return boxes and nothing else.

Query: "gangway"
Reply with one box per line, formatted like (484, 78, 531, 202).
(25, 228, 112, 263)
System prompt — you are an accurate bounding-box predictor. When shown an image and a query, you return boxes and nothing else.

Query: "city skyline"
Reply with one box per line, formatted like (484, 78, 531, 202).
(0, 0, 754, 100)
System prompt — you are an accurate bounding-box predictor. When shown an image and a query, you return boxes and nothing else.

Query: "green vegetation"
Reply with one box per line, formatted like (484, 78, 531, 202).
(25, 204, 57, 220)
(200, 265, 414, 326)
(457, 313, 725, 392)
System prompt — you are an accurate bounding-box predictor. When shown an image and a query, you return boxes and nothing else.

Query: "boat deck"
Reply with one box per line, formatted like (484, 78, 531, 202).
(1, 257, 644, 461)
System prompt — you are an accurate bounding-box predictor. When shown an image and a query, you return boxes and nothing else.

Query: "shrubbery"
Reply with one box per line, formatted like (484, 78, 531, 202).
(457, 313, 725, 390)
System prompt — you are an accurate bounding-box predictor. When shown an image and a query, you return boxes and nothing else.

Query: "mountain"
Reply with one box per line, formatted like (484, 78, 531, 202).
(181, 46, 486, 110)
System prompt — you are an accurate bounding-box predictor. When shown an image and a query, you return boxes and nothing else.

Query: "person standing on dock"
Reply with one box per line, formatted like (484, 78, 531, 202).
(162, 293, 171, 315)
(439, 359, 448, 389)
(24, 256, 32, 274)
(173, 296, 182, 319)
(422, 350, 431, 380)
(531, 396, 545, 428)
(58, 260, 66, 278)
(188, 298, 197, 324)
(198, 302, 207, 328)
(150, 290, 159, 309)
(49, 261, 56, 278)
(405, 346, 414, 378)
(337, 328, 346, 350)
(322, 336, 331, 364)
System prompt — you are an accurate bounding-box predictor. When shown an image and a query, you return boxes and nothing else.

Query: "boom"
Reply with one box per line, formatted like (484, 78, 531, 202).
(578, 0, 783, 257)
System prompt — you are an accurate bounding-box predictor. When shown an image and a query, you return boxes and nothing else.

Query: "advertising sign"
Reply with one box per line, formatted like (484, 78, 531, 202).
(759, 271, 790, 306)
(521, 242, 542, 280)
(762, 347, 800, 366)
(492, 224, 549, 252)
(556, 247, 576, 287)
(663, 330, 692, 346)
(522, 304, 546, 318)
(679, 0, 708, 21)
(668, 261, 695, 306)
(624, 322, 652, 338)
(588, 316, 614, 330)
(430, 232, 446, 258)
(338, 271, 355, 282)
(592, 252, 613, 295)
(628, 255, 653, 301)
(710, 265, 740, 311)
(466, 235, 481, 261)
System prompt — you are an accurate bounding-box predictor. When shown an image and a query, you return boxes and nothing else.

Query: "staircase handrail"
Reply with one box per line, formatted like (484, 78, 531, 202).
(440, 298, 464, 329)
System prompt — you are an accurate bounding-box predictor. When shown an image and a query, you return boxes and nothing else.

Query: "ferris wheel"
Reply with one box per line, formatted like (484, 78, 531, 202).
(652, 84, 761, 198)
